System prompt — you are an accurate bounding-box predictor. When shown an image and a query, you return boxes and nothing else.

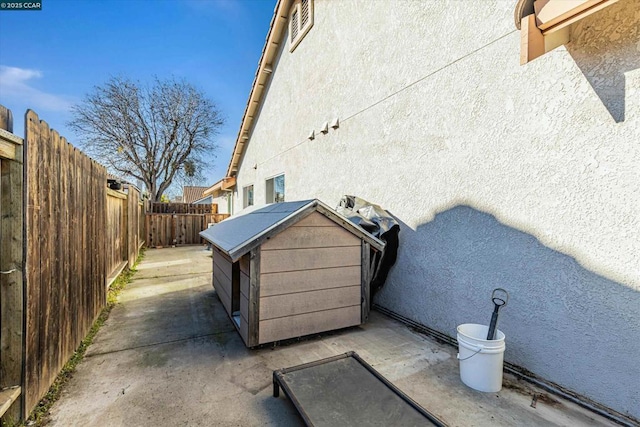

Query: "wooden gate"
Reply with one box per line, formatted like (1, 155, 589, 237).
(145, 203, 229, 247)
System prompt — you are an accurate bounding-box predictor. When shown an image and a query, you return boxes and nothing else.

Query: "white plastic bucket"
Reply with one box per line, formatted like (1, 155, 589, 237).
(456, 323, 506, 392)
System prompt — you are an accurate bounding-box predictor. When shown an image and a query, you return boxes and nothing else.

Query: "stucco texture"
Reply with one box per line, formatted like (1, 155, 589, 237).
(232, 0, 640, 419)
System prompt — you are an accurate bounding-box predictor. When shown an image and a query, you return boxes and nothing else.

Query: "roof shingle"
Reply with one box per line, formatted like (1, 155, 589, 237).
(182, 186, 209, 203)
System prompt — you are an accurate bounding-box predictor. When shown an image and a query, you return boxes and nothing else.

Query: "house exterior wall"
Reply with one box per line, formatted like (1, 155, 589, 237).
(211, 193, 230, 214)
(233, 0, 640, 418)
(193, 195, 213, 205)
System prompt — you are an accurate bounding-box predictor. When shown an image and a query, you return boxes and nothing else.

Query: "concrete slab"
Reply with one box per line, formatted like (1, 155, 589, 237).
(47, 246, 617, 426)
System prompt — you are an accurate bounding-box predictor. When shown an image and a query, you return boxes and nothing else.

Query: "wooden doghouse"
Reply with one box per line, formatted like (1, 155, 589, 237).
(200, 199, 385, 347)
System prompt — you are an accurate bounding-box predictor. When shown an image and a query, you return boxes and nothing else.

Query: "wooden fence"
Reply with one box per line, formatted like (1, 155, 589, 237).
(106, 186, 144, 284)
(146, 202, 228, 248)
(23, 109, 108, 418)
(106, 189, 127, 280)
(149, 202, 217, 214)
(146, 213, 229, 247)
(0, 106, 145, 422)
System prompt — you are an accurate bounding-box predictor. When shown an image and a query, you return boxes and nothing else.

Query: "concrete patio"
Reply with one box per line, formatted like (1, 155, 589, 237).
(47, 246, 617, 426)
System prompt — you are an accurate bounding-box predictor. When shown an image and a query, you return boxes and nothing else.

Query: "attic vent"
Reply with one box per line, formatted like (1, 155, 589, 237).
(291, 10, 299, 42)
(289, 0, 314, 52)
(301, 0, 310, 26)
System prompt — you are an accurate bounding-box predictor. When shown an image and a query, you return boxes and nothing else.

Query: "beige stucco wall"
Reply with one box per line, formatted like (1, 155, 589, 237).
(232, 0, 640, 419)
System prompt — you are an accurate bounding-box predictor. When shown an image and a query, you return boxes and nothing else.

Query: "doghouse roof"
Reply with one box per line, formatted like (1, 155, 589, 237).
(200, 199, 385, 262)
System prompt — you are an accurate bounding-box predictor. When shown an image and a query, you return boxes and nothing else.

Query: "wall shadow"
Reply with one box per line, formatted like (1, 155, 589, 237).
(375, 205, 640, 420)
(565, 0, 639, 123)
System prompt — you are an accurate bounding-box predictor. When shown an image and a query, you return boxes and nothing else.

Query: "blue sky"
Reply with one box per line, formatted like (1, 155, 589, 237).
(0, 0, 276, 189)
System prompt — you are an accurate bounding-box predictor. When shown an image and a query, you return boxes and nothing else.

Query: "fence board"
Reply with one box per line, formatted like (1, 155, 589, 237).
(138, 201, 145, 248)
(25, 111, 41, 414)
(127, 186, 140, 267)
(50, 128, 61, 381)
(61, 140, 72, 359)
(71, 147, 80, 351)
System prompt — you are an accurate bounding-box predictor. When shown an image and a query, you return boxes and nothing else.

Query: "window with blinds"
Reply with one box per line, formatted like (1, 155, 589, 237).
(289, 0, 313, 52)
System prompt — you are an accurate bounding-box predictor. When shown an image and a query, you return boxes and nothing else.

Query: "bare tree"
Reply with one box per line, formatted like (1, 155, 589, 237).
(69, 76, 223, 201)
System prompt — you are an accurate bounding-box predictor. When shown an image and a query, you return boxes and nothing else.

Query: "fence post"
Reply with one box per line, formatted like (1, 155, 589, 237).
(0, 105, 25, 421)
(126, 187, 137, 268)
(123, 189, 130, 268)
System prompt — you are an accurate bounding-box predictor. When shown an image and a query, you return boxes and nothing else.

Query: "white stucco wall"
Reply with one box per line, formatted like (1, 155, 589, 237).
(233, 0, 640, 419)
(212, 193, 230, 215)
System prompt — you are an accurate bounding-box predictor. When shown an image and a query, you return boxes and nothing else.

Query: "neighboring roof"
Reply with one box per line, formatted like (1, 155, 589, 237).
(200, 199, 385, 262)
(226, 0, 289, 179)
(203, 177, 236, 197)
(182, 186, 209, 203)
(193, 195, 213, 205)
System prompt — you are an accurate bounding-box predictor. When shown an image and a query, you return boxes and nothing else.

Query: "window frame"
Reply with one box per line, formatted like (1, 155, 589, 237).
(242, 184, 254, 209)
(265, 174, 285, 204)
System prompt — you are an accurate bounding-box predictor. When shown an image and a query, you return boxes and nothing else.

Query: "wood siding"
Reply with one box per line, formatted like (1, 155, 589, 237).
(212, 247, 233, 315)
(260, 225, 358, 250)
(260, 246, 361, 274)
(239, 254, 250, 344)
(259, 307, 361, 345)
(260, 286, 361, 320)
(260, 266, 360, 297)
(258, 212, 361, 344)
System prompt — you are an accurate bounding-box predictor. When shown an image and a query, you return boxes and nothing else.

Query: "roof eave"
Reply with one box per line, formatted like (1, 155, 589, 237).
(225, 0, 292, 181)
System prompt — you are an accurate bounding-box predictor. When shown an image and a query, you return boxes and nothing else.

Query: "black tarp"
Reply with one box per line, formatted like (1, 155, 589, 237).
(336, 196, 399, 303)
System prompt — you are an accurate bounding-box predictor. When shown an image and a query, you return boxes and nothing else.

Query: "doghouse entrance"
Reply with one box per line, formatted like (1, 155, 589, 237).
(231, 262, 241, 327)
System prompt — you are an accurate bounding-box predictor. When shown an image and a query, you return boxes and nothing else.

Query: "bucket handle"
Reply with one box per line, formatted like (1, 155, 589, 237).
(457, 345, 483, 361)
